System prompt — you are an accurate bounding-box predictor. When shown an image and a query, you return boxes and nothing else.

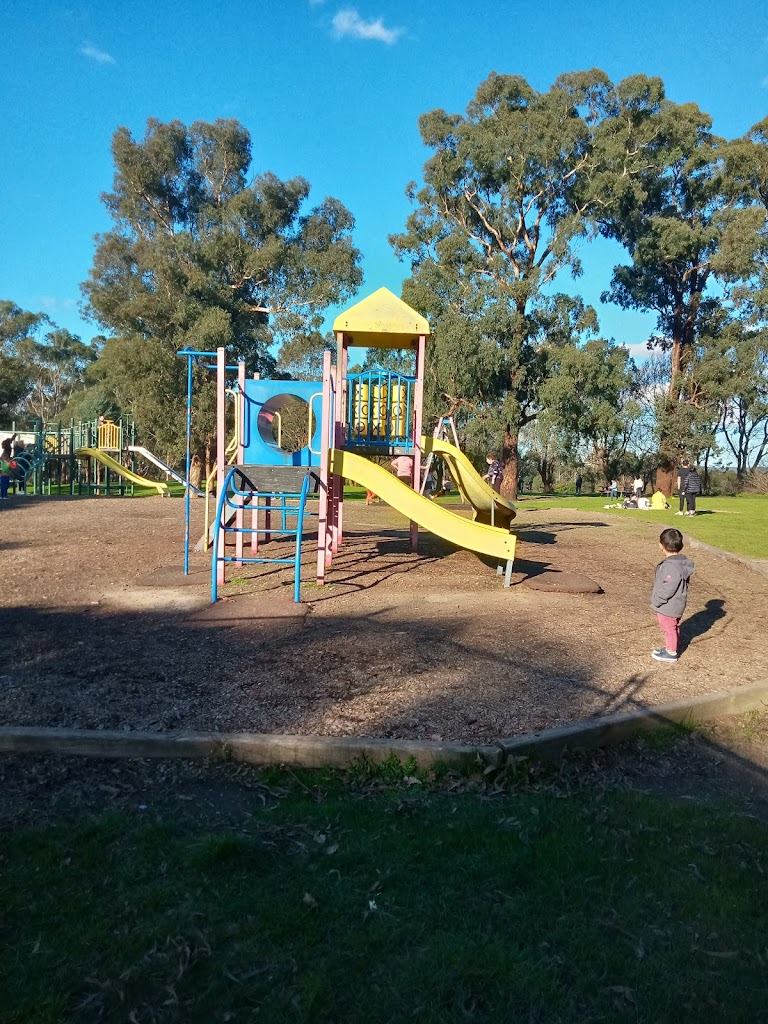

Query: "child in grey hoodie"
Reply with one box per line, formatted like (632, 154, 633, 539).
(651, 528, 694, 663)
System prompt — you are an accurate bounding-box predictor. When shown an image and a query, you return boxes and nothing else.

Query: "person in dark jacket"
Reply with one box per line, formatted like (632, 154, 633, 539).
(675, 458, 691, 514)
(682, 465, 701, 516)
(650, 528, 694, 663)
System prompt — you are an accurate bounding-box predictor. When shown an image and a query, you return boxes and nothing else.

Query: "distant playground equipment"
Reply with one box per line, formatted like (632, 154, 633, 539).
(195, 287, 517, 603)
(0, 417, 201, 497)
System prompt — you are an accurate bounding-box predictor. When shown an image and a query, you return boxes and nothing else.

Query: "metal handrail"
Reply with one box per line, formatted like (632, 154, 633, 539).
(210, 467, 312, 603)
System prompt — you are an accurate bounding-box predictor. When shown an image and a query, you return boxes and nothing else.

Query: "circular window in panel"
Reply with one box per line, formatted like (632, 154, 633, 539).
(257, 394, 316, 454)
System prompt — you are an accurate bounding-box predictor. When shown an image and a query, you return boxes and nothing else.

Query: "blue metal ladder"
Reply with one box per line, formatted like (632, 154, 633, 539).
(211, 466, 314, 604)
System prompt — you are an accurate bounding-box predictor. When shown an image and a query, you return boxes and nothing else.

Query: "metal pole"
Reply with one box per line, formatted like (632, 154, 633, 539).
(216, 347, 226, 587)
(184, 351, 193, 575)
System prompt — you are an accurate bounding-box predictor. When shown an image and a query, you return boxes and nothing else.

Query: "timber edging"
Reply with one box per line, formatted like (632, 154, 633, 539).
(1, 681, 767, 770)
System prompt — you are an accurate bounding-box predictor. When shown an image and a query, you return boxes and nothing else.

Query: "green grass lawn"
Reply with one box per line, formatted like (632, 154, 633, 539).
(516, 494, 768, 560)
(347, 485, 768, 560)
(2, 769, 767, 1024)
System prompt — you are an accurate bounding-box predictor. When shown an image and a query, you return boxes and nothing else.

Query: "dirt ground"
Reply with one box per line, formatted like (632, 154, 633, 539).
(1, 493, 766, 742)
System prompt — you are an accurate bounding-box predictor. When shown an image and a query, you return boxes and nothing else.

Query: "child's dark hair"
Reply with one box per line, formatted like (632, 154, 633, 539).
(659, 528, 683, 553)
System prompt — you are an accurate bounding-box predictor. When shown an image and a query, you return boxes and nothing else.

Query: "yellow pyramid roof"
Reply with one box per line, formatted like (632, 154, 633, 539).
(333, 287, 430, 349)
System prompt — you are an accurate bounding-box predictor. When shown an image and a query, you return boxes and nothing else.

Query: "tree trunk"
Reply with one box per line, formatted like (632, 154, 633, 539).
(538, 457, 555, 493)
(702, 445, 711, 494)
(501, 427, 519, 501)
(656, 461, 676, 497)
(654, 330, 688, 497)
(189, 452, 202, 490)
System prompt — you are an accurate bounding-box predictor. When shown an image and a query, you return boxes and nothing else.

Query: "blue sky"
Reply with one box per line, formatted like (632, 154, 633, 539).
(1, 0, 767, 362)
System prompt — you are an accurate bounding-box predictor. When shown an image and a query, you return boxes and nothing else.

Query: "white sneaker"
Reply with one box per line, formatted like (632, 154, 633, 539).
(675, 511, 684, 516)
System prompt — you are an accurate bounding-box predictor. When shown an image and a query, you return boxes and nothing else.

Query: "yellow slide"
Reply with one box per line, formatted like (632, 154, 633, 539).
(74, 448, 168, 495)
(331, 449, 515, 581)
(422, 436, 516, 528)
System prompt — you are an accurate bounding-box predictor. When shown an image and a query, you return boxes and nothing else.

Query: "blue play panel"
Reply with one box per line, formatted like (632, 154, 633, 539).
(242, 379, 323, 466)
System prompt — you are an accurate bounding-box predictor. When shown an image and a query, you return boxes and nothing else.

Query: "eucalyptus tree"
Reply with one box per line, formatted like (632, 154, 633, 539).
(0, 301, 97, 423)
(539, 337, 638, 483)
(716, 116, 768, 315)
(591, 76, 734, 489)
(82, 118, 362, 459)
(0, 301, 38, 419)
(696, 321, 768, 478)
(13, 329, 97, 422)
(392, 70, 615, 497)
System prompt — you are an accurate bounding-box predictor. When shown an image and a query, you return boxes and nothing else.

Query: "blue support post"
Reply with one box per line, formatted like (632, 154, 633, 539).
(210, 467, 313, 604)
(183, 350, 193, 575)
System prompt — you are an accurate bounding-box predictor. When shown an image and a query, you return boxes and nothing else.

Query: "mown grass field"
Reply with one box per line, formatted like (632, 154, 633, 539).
(349, 484, 768, 560)
(2, 766, 767, 1024)
(516, 494, 768, 560)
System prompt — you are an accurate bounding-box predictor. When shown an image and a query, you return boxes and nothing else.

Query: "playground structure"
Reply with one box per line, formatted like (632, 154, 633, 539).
(203, 287, 517, 601)
(0, 418, 174, 496)
(0, 416, 211, 497)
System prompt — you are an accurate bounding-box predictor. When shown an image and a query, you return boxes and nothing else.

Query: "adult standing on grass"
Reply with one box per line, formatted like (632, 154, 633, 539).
(682, 465, 702, 516)
(575, 472, 583, 496)
(676, 458, 691, 515)
(633, 474, 644, 498)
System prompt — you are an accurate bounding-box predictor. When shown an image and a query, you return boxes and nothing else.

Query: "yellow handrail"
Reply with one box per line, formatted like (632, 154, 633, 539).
(308, 392, 323, 455)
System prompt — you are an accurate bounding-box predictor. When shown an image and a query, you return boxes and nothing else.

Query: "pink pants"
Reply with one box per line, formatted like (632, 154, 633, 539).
(657, 613, 680, 654)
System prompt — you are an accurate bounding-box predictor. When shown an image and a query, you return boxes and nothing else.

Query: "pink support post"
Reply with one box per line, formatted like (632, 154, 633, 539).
(235, 360, 245, 566)
(216, 347, 226, 586)
(252, 372, 260, 554)
(316, 349, 333, 583)
(410, 335, 426, 552)
(334, 334, 349, 551)
(326, 364, 340, 566)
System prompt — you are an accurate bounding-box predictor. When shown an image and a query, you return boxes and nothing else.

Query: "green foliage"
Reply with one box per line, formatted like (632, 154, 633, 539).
(275, 329, 331, 380)
(0, 300, 98, 423)
(81, 117, 362, 459)
(693, 319, 768, 478)
(0, 351, 28, 420)
(14, 328, 98, 422)
(540, 337, 637, 479)
(591, 80, 767, 470)
(396, 71, 768, 487)
(392, 71, 639, 495)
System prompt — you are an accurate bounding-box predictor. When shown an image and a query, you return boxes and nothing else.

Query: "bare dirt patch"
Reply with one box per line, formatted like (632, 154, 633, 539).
(1, 494, 766, 742)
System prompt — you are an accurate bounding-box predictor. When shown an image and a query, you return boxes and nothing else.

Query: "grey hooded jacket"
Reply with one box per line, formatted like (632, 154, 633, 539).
(651, 553, 695, 618)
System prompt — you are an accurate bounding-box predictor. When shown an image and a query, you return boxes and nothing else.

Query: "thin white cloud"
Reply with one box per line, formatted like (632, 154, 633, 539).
(332, 8, 403, 44)
(621, 341, 652, 361)
(80, 43, 115, 64)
